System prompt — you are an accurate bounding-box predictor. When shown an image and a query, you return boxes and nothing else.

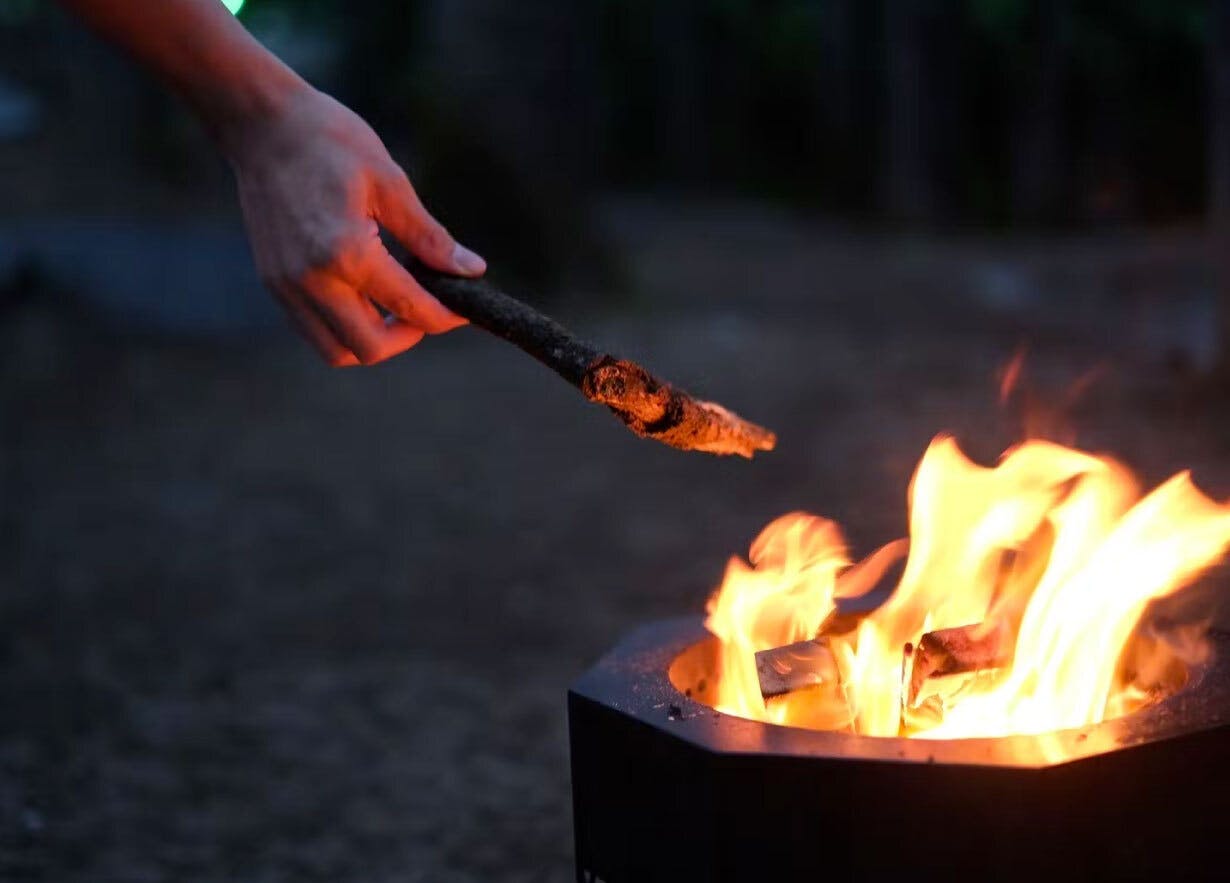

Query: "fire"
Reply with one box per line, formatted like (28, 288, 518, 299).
(704, 435, 1230, 740)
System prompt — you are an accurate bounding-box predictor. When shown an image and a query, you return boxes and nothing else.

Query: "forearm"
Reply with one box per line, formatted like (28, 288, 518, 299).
(58, 0, 483, 366)
(55, 0, 307, 149)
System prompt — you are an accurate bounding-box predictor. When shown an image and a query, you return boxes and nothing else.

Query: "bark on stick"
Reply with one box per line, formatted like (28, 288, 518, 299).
(412, 266, 776, 457)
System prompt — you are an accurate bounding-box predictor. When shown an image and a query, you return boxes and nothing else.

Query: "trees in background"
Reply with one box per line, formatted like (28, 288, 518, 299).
(1213, 0, 1230, 227)
(1010, 0, 1070, 225)
(587, 0, 1209, 227)
(1211, 0, 1230, 378)
(7, 0, 1219, 230)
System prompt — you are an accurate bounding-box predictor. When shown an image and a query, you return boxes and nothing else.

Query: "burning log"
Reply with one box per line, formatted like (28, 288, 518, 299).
(756, 620, 1014, 705)
(411, 265, 777, 458)
(754, 603, 872, 698)
(756, 639, 840, 698)
(907, 621, 1012, 707)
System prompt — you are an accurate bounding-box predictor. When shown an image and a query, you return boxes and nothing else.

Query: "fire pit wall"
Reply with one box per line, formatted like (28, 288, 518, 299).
(568, 618, 1230, 883)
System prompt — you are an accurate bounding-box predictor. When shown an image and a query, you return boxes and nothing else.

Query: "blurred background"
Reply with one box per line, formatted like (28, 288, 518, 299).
(4, 1, 1230, 880)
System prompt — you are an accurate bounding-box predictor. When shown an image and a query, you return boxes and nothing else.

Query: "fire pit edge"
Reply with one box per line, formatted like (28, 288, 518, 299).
(568, 617, 1230, 883)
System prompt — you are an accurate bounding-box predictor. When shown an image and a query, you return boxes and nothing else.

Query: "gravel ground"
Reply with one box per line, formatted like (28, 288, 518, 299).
(3, 203, 1228, 881)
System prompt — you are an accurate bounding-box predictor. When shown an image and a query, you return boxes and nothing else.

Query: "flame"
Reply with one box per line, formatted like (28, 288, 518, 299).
(703, 435, 1230, 741)
(996, 346, 1107, 444)
(998, 346, 1027, 405)
(705, 514, 850, 721)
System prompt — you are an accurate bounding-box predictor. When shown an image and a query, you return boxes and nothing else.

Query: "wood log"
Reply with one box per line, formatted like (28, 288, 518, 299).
(756, 639, 840, 698)
(410, 265, 776, 458)
(906, 621, 1012, 707)
(757, 619, 1014, 704)
(754, 603, 877, 698)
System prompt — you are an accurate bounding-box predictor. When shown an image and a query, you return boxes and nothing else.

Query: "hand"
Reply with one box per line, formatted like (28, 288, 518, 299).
(223, 86, 486, 366)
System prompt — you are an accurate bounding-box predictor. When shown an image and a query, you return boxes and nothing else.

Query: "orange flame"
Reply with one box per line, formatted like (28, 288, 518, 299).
(705, 514, 850, 721)
(703, 436, 1230, 741)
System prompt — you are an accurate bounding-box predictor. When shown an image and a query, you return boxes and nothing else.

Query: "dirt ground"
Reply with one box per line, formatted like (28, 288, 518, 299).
(3, 201, 1229, 881)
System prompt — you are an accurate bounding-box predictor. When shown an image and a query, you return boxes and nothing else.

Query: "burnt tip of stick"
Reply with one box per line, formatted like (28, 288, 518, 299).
(580, 357, 776, 458)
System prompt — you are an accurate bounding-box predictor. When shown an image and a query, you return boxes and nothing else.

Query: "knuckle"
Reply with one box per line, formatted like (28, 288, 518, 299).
(303, 229, 375, 282)
(379, 163, 412, 191)
(416, 224, 453, 258)
(389, 295, 422, 322)
(303, 236, 340, 272)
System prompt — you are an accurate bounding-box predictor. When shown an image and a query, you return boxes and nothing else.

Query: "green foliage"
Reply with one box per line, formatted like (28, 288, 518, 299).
(967, 0, 1029, 39)
(0, 0, 41, 26)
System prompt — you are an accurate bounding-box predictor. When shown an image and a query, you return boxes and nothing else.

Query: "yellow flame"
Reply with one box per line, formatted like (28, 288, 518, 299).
(703, 436, 1230, 741)
(705, 513, 849, 720)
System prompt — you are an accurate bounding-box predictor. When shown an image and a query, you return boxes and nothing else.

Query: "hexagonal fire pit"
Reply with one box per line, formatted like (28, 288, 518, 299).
(569, 618, 1230, 883)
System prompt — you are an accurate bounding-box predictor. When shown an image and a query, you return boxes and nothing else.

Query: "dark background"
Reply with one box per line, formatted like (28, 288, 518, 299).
(4, 1, 1230, 880)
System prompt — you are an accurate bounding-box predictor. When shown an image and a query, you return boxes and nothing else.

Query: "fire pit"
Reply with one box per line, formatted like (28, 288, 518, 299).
(570, 618, 1230, 882)
(569, 434, 1230, 881)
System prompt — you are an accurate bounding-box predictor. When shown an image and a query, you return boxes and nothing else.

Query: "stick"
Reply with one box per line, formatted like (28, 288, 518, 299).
(411, 266, 777, 458)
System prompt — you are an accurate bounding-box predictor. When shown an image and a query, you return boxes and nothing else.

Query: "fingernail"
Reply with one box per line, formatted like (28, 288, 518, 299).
(451, 243, 487, 276)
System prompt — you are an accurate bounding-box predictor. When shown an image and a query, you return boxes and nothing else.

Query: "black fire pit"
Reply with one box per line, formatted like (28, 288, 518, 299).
(569, 618, 1230, 883)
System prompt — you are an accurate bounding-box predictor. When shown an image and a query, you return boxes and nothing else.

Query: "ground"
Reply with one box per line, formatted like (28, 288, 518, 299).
(2, 200, 1228, 881)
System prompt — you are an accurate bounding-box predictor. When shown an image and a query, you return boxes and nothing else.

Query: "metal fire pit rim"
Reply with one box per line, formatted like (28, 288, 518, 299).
(568, 616, 1230, 770)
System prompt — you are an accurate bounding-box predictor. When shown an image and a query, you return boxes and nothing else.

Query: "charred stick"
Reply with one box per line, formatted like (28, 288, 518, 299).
(410, 265, 598, 386)
(411, 266, 776, 458)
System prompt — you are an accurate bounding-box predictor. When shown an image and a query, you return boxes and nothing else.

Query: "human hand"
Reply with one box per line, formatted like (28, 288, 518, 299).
(223, 86, 485, 366)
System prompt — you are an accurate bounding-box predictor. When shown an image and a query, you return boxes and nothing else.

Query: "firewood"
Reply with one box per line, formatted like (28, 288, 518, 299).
(756, 638, 839, 698)
(411, 265, 776, 458)
(900, 641, 914, 726)
(906, 621, 1012, 707)
(757, 620, 1013, 705)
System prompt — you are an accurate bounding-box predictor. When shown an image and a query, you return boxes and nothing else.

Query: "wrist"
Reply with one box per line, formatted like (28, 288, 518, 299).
(199, 61, 313, 161)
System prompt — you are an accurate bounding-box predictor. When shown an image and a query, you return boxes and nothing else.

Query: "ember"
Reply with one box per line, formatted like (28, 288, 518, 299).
(702, 435, 1230, 743)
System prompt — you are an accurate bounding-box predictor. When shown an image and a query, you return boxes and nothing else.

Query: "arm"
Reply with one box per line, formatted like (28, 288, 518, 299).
(56, 0, 486, 366)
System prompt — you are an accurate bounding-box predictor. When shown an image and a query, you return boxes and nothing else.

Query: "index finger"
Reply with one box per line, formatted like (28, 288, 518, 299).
(361, 248, 468, 335)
